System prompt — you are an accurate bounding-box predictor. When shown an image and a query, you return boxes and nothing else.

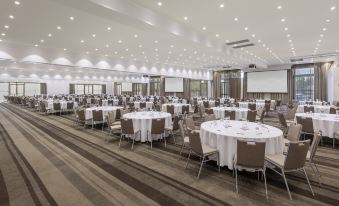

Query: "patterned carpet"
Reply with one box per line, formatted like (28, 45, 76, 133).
(1, 103, 339, 206)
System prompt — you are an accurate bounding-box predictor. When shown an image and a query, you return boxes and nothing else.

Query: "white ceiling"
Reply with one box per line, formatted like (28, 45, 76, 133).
(0, 0, 338, 72)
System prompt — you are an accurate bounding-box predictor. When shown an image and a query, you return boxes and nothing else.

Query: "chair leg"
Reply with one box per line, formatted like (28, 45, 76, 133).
(263, 169, 268, 200)
(197, 157, 205, 179)
(235, 167, 238, 194)
(185, 149, 192, 169)
(163, 134, 167, 148)
(303, 168, 315, 196)
(131, 137, 135, 150)
(118, 134, 123, 148)
(179, 143, 185, 157)
(333, 138, 335, 148)
(217, 152, 220, 172)
(282, 169, 292, 200)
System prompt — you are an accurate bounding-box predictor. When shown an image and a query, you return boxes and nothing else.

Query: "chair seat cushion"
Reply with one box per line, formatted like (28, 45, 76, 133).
(265, 154, 285, 167)
(202, 144, 218, 155)
(110, 125, 121, 130)
(112, 122, 121, 126)
(184, 136, 189, 143)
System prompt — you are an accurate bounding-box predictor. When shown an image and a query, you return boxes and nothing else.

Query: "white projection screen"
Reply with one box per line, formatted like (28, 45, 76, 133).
(247, 70, 288, 93)
(121, 83, 132, 92)
(165, 78, 184, 92)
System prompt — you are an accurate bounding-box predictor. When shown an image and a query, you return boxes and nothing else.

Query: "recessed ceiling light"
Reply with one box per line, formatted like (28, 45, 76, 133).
(4, 25, 9, 29)
(326, 19, 331, 23)
(281, 18, 286, 22)
(157, 2, 162, 6)
(57, 26, 61, 30)
(277, 5, 282, 10)
(216, 34, 220, 37)
(288, 39, 292, 42)
(114, 51, 118, 54)
(48, 33, 52, 37)
(80, 40, 84, 43)
(284, 27, 288, 31)
(320, 34, 324, 38)
(105, 44, 109, 48)
(220, 4, 225, 8)
(287, 34, 291, 37)
(107, 27, 111, 31)
(125, 48, 129, 51)
(133, 34, 138, 38)
(95, 48, 99, 51)
(34, 44, 38, 47)
(69, 16, 74, 20)
(202, 26, 206, 30)
(0, 39, 2, 42)
(63, 48, 67, 51)
(318, 39, 322, 42)
(138, 44, 142, 48)
(170, 45, 174, 48)
(244, 27, 248, 31)
(184, 16, 188, 21)
(118, 40, 122, 43)
(40, 39, 44, 43)
(257, 39, 261, 43)
(92, 34, 96, 38)
(14, 1, 20, 5)
(9, 15, 14, 19)
(154, 40, 158, 43)
(322, 27, 327, 31)
(330, 6, 336, 11)
(251, 34, 256, 38)
(234, 17, 238, 21)
(1, 33, 6, 36)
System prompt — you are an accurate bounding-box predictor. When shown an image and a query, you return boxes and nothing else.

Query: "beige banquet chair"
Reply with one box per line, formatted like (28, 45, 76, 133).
(265, 140, 314, 200)
(307, 130, 322, 183)
(178, 120, 190, 159)
(119, 118, 141, 150)
(148, 118, 166, 149)
(284, 124, 302, 145)
(234, 140, 268, 199)
(185, 130, 220, 179)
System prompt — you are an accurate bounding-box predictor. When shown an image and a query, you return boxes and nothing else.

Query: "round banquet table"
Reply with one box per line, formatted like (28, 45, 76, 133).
(85, 106, 123, 120)
(239, 102, 265, 110)
(212, 107, 249, 120)
(123, 111, 172, 142)
(296, 105, 332, 113)
(198, 100, 216, 107)
(200, 120, 284, 169)
(102, 100, 108, 106)
(295, 113, 339, 138)
(162, 103, 191, 114)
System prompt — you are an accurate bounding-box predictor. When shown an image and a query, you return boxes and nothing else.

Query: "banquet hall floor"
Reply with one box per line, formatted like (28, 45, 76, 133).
(1, 103, 339, 206)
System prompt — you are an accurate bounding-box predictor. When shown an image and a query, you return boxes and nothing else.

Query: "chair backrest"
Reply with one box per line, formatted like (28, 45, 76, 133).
(286, 124, 302, 142)
(185, 117, 196, 131)
(309, 130, 321, 162)
(173, 116, 180, 131)
(205, 114, 216, 121)
(225, 110, 236, 120)
(151, 118, 165, 134)
(140, 102, 146, 108)
(182, 105, 190, 115)
(304, 106, 314, 113)
(188, 130, 203, 155)
(53, 103, 61, 110)
(235, 102, 239, 107)
(91, 98, 95, 104)
(215, 101, 220, 107)
(248, 103, 256, 111)
(107, 111, 116, 126)
(167, 105, 175, 115)
(67, 102, 74, 110)
(40, 101, 47, 112)
(264, 103, 270, 111)
(265, 100, 271, 104)
(330, 107, 337, 114)
(121, 118, 134, 134)
(203, 101, 210, 108)
(278, 112, 287, 127)
(247, 110, 257, 122)
(92, 110, 103, 121)
(236, 140, 266, 169)
(205, 108, 214, 115)
(301, 117, 314, 134)
(77, 109, 86, 121)
(284, 140, 310, 170)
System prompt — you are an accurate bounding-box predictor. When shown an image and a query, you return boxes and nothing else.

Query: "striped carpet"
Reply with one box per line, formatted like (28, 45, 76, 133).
(0, 103, 339, 206)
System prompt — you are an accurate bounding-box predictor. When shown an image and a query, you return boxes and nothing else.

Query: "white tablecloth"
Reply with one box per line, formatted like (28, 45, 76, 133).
(299, 101, 323, 106)
(295, 113, 339, 138)
(255, 100, 276, 109)
(212, 107, 249, 120)
(297, 105, 332, 113)
(162, 103, 191, 114)
(134, 102, 153, 109)
(123, 111, 172, 142)
(85, 106, 123, 120)
(239, 102, 265, 110)
(200, 120, 284, 169)
(102, 100, 108, 106)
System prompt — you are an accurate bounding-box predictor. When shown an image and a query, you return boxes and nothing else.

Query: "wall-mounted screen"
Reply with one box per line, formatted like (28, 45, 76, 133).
(121, 82, 132, 92)
(165, 78, 184, 92)
(247, 70, 287, 93)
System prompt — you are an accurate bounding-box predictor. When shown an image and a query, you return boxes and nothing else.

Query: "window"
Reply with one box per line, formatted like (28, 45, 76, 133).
(190, 80, 208, 98)
(220, 70, 241, 98)
(74, 84, 103, 95)
(150, 77, 160, 96)
(294, 67, 314, 101)
(0, 83, 9, 101)
(0, 82, 41, 99)
(25, 83, 41, 96)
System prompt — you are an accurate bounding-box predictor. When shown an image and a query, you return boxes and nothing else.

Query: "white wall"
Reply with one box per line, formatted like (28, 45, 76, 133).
(333, 65, 339, 103)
